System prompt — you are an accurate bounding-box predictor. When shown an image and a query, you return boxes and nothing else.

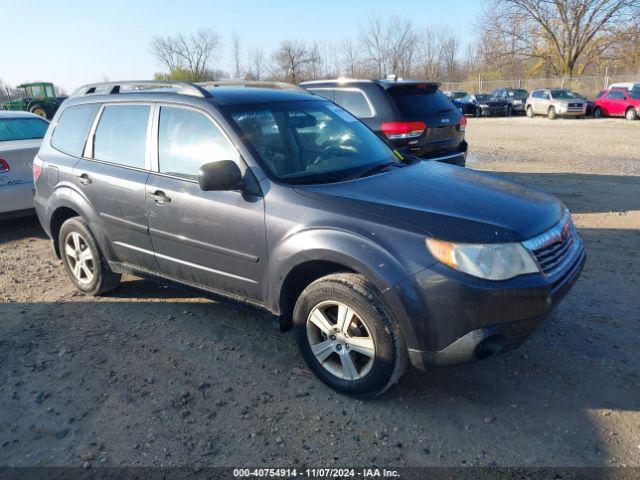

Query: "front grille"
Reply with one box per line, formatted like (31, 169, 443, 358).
(523, 210, 582, 278)
(568, 103, 580, 108)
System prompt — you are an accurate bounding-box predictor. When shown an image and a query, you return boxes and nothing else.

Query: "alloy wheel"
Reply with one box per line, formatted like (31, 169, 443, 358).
(306, 301, 375, 381)
(64, 232, 95, 284)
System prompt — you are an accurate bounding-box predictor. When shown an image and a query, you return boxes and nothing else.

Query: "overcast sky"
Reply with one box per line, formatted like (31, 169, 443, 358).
(0, 0, 480, 92)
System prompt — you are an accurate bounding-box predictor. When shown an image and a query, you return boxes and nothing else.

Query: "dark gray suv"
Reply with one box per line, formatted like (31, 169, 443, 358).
(34, 81, 585, 397)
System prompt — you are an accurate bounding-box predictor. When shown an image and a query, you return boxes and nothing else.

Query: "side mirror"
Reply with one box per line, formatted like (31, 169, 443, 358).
(198, 160, 242, 191)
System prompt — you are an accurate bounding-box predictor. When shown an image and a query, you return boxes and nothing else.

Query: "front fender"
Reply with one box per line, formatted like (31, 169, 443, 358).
(267, 228, 420, 349)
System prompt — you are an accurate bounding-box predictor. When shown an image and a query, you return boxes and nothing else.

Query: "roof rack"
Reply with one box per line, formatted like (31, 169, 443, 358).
(198, 79, 305, 91)
(72, 81, 212, 98)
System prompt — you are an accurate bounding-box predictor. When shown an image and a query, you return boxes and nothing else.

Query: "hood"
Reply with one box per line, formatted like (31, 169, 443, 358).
(294, 161, 564, 243)
(554, 98, 585, 105)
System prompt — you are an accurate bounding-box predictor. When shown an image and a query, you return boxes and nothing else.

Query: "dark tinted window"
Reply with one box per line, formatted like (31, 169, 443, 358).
(333, 89, 374, 118)
(532, 91, 544, 98)
(388, 87, 454, 117)
(93, 105, 149, 168)
(511, 89, 529, 98)
(607, 91, 625, 100)
(0, 117, 48, 142)
(51, 104, 98, 156)
(629, 90, 640, 100)
(158, 106, 238, 180)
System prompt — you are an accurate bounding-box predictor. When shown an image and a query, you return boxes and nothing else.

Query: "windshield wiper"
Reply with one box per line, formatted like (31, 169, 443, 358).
(353, 161, 405, 179)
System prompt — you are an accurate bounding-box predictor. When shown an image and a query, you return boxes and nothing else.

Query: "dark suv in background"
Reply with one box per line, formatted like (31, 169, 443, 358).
(490, 88, 530, 115)
(35, 81, 585, 397)
(300, 79, 468, 167)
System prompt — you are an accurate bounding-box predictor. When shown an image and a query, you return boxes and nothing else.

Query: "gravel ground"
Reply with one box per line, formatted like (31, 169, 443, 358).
(0, 116, 639, 469)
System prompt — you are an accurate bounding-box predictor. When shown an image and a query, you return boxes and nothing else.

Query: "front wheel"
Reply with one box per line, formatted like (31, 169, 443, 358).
(59, 217, 121, 295)
(548, 106, 557, 120)
(594, 107, 604, 118)
(293, 273, 407, 397)
(475, 107, 482, 118)
(625, 107, 638, 121)
(526, 106, 534, 118)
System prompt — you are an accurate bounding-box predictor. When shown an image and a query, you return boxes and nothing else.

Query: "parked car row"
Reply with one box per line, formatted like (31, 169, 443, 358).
(445, 84, 639, 121)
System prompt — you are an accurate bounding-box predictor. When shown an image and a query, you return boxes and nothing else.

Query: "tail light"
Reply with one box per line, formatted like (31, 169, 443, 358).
(381, 121, 426, 140)
(459, 115, 467, 132)
(33, 156, 44, 183)
(0, 159, 9, 173)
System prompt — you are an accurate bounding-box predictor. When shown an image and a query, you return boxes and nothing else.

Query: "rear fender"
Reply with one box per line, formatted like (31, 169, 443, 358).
(44, 184, 116, 260)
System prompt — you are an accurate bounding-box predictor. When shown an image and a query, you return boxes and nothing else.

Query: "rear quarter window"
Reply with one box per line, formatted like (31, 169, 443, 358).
(388, 87, 455, 118)
(333, 89, 374, 118)
(51, 104, 99, 157)
(0, 117, 49, 142)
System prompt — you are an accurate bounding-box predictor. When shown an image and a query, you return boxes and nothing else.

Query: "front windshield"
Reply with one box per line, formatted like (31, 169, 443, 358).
(551, 90, 579, 99)
(224, 100, 401, 184)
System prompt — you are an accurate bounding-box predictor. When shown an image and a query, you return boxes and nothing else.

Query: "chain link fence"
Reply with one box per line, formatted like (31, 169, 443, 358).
(441, 74, 640, 98)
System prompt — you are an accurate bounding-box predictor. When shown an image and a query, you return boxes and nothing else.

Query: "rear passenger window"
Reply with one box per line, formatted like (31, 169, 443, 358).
(51, 104, 99, 157)
(93, 105, 150, 169)
(158, 106, 238, 180)
(333, 90, 374, 118)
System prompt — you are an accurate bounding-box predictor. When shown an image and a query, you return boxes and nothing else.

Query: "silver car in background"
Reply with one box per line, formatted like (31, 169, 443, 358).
(526, 89, 587, 119)
(0, 111, 49, 219)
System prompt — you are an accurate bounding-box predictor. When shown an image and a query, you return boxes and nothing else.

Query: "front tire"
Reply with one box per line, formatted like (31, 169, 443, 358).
(594, 107, 604, 118)
(293, 273, 407, 397)
(526, 106, 534, 118)
(548, 106, 557, 119)
(59, 217, 121, 295)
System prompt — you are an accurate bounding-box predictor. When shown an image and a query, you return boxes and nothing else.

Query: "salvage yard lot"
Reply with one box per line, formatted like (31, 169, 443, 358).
(0, 117, 639, 467)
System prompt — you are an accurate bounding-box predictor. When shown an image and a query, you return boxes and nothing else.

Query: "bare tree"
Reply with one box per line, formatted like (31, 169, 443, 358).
(272, 39, 310, 83)
(417, 25, 460, 79)
(359, 16, 387, 77)
(246, 48, 265, 80)
(481, 0, 640, 77)
(150, 28, 220, 80)
(231, 32, 242, 78)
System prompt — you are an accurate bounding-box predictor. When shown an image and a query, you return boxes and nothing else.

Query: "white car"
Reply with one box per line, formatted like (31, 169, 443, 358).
(0, 111, 49, 219)
(608, 82, 640, 91)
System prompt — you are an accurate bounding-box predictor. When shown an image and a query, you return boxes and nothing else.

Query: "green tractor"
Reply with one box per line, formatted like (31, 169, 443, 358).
(0, 82, 66, 120)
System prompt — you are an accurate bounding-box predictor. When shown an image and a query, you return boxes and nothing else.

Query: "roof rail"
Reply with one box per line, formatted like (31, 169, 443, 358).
(72, 81, 211, 98)
(197, 79, 305, 92)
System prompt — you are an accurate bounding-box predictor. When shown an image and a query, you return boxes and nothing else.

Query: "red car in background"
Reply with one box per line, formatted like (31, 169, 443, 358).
(594, 88, 640, 120)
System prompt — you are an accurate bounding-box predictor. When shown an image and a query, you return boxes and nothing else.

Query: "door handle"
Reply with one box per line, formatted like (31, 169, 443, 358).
(149, 190, 171, 205)
(76, 173, 92, 186)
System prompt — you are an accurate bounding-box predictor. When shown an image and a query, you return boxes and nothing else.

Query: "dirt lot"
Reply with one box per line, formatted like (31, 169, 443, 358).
(0, 117, 639, 469)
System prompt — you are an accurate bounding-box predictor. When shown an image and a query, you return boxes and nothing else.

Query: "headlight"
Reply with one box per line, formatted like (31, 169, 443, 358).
(426, 238, 540, 281)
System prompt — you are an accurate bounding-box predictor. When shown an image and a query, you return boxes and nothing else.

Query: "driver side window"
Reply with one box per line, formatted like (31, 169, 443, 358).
(158, 106, 239, 180)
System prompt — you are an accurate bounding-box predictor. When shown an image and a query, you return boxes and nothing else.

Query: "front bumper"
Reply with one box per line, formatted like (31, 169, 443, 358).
(393, 240, 586, 369)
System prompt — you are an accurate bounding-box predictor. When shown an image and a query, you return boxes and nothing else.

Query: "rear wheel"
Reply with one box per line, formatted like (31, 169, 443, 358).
(548, 106, 557, 120)
(526, 106, 534, 118)
(293, 273, 407, 397)
(625, 107, 637, 121)
(59, 217, 121, 295)
(29, 103, 49, 119)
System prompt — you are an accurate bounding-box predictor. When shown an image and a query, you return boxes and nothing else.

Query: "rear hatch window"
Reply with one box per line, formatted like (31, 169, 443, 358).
(387, 85, 456, 120)
(0, 118, 49, 142)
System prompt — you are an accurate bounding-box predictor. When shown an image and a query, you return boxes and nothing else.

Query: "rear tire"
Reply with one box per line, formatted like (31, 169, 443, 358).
(29, 103, 49, 119)
(293, 273, 407, 398)
(625, 107, 637, 121)
(548, 106, 557, 120)
(59, 217, 121, 296)
(526, 106, 534, 118)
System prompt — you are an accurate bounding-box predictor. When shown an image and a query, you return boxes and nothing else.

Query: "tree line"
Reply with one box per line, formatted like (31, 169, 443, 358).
(151, 0, 640, 85)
